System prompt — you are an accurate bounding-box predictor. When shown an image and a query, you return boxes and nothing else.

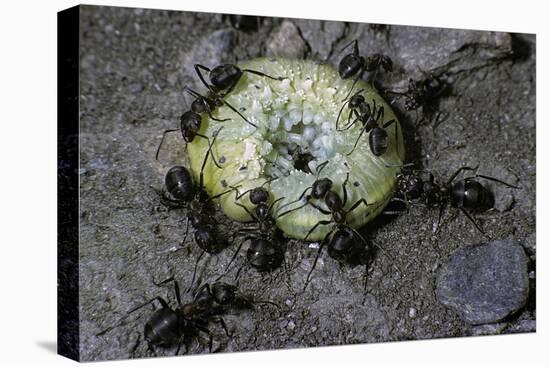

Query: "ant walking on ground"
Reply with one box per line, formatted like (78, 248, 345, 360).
(386, 164, 520, 237)
(97, 277, 278, 356)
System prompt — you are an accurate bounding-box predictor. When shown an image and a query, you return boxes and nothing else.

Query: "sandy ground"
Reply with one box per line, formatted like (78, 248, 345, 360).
(76, 5, 536, 361)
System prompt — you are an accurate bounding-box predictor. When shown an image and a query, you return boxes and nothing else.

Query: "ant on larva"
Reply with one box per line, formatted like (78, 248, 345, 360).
(276, 162, 398, 290)
(97, 277, 278, 356)
(387, 164, 520, 237)
(338, 40, 393, 100)
(193, 62, 286, 126)
(335, 89, 400, 157)
(154, 129, 234, 288)
(220, 179, 287, 279)
(155, 86, 230, 161)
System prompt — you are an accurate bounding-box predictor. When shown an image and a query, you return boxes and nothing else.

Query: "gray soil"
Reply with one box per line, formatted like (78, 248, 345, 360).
(77, 5, 536, 361)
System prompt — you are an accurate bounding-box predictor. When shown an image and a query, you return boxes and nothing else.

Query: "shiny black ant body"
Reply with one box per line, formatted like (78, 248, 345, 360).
(155, 131, 233, 288)
(155, 86, 231, 160)
(276, 163, 393, 290)
(387, 73, 449, 123)
(338, 40, 393, 100)
(222, 179, 286, 276)
(194, 62, 284, 125)
(389, 165, 520, 236)
(336, 89, 399, 157)
(97, 278, 273, 355)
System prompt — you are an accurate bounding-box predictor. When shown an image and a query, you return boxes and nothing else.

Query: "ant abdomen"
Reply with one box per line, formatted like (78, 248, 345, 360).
(450, 180, 494, 211)
(144, 308, 183, 346)
(165, 166, 194, 201)
(247, 237, 284, 272)
(368, 127, 389, 156)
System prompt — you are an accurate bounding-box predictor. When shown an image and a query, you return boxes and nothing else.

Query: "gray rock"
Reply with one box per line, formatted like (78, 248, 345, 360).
(266, 20, 308, 59)
(436, 239, 529, 325)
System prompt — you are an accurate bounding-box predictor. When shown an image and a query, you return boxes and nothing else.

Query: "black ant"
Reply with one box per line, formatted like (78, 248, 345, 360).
(276, 162, 396, 290)
(221, 179, 287, 277)
(194, 62, 285, 124)
(388, 164, 520, 237)
(335, 89, 399, 157)
(386, 73, 449, 124)
(97, 278, 277, 355)
(155, 84, 238, 161)
(154, 130, 233, 288)
(338, 40, 393, 100)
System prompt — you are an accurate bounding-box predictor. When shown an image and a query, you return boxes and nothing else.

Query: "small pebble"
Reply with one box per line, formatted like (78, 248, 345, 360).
(436, 238, 529, 325)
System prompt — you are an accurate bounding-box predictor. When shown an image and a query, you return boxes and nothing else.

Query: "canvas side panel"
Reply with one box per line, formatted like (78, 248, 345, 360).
(57, 5, 80, 362)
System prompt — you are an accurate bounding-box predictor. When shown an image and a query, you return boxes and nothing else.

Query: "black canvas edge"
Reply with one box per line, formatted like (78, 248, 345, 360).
(57, 5, 81, 362)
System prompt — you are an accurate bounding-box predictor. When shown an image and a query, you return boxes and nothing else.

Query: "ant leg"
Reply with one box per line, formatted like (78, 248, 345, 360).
(188, 250, 206, 292)
(303, 232, 329, 291)
(155, 129, 179, 160)
(347, 225, 403, 277)
(214, 317, 231, 337)
(217, 234, 253, 281)
(346, 124, 368, 156)
(208, 188, 233, 202)
(341, 110, 361, 132)
(335, 100, 348, 131)
(459, 207, 491, 239)
(465, 174, 520, 189)
(195, 325, 214, 352)
(445, 165, 479, 186)
(195, 132, 223, 169)
(267, 196, 285, 214)
(235, 201, 257, 221)
(382, 118, 399, 156)
(275, 185, 313, 217)
(198, 128, 224, 188)
(342, 172, 350, 206)
(194, 64, 216, 94)
(304, 220, 333, 242)
(346, 197, 372, 216)
(342, 68, 365, 101)
(221, 99, 258, 128)
(242, 68, 286, 81)
(308, 202, 331, 215)
(434, 202, 446, 234)
(341, 39, 359, 54)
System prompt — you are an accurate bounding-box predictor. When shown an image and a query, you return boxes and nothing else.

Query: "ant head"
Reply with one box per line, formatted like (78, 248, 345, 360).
(250, 187, 269, 204)
(312, 178, 333, 199)
(210, 64, 242, 91)
(180, 111, 201, 142)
